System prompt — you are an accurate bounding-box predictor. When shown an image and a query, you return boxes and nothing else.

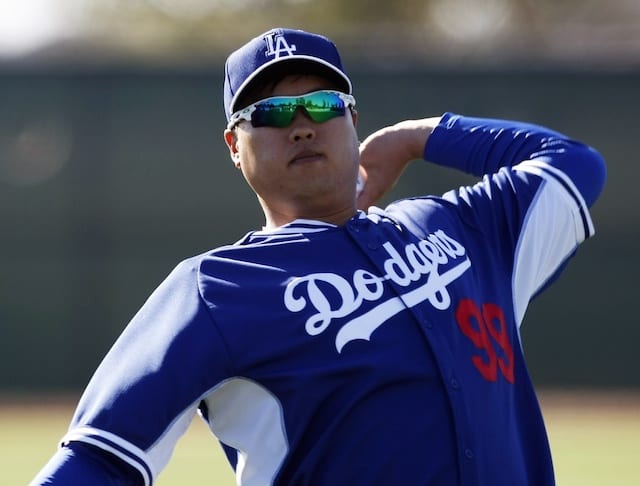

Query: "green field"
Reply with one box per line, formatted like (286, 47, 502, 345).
(3, 390, 639, 485)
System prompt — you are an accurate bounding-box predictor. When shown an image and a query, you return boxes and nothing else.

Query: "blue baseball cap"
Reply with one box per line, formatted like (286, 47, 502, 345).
(223, 28, 352, 120)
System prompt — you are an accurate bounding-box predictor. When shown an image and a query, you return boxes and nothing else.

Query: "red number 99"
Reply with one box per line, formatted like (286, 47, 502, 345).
(455, 299, 515, 384)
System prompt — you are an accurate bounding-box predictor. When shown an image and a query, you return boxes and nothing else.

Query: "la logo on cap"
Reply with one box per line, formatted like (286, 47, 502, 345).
(264, 32, 297, 59)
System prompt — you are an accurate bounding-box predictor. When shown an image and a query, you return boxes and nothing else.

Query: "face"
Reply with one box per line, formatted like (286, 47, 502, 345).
(224, 74, 360, 227)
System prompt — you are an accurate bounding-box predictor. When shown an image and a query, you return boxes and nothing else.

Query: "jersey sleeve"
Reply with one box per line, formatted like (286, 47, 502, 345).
(424, 112, 606, 207)
(34, 257, 235, 485)
(390, 113, 606, 328)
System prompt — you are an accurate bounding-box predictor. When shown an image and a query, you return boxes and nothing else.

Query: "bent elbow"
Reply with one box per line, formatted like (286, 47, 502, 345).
(581, 145, 607, 207)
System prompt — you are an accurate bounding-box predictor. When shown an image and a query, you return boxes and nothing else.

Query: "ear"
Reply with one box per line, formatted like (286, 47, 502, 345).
(350, 108, 358, 127)
(224, 129, 242, 169)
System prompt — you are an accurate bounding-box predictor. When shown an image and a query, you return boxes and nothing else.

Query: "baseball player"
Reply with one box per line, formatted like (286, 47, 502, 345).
(33, 28, 606, 485)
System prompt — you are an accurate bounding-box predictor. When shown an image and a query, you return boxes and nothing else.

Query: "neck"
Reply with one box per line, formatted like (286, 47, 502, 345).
(262, 205, 358, 230)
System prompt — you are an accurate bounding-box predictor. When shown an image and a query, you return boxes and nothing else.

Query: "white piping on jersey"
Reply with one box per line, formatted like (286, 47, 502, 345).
(61, 426, 153, 486)
(511, 160, 594, 333)
(202, 377, 289, 486)
(254, 218, 338, 236)
(61, 401, 208, 484)
(252, 212, 373, 237)
(515, 159, 594, 238)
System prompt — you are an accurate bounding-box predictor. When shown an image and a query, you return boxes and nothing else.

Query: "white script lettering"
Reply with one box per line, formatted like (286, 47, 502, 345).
(283, 230, 470, 352)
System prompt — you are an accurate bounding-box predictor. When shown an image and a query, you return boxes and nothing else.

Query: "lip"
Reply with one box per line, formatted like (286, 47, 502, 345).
(289, 149, 323, 165)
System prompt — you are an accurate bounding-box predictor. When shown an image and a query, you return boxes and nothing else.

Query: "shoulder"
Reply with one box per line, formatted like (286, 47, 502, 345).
(367, 196, 473, 237)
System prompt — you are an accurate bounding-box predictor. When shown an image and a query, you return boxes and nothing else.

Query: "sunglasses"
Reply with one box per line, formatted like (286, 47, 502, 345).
(227, 90, 356, 130)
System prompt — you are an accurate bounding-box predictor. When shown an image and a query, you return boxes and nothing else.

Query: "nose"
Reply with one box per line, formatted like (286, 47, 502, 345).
(289, 107, 316, 142)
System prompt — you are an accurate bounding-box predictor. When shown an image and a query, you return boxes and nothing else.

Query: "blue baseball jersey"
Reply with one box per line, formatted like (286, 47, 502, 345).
(33, 113, 606, 485)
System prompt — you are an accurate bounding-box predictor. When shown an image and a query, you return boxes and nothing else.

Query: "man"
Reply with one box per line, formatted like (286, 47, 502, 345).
(33, 28, 606, 485)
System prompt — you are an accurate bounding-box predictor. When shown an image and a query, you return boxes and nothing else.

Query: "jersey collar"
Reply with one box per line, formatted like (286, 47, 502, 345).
(254, 211, 367, 236)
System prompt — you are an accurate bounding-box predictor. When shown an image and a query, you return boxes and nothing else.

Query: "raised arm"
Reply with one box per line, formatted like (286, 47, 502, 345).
(357, 112, 606, 209)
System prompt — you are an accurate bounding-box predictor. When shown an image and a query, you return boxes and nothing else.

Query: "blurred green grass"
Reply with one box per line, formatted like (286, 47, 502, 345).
(538, 390, 640, 485)
(3, 390, 639, 485)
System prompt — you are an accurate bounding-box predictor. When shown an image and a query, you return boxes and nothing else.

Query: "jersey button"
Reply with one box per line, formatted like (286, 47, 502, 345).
(367, 241, 379, 250)
(450, 378, 460, 389)
(464, 448, 474, 459)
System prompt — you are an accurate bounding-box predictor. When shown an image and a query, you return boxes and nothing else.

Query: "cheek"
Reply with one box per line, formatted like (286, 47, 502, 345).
(236, 133, 262, 170)
(239, 130, 279, 162)
(336, 125, 360, 166)
(237, 139, 281, 191)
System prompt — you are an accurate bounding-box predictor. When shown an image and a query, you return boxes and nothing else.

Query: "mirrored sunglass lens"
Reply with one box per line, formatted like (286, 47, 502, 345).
(252, 103, 295, 127)
(304, 92, 346, 123)
(252, 92, 346, 127)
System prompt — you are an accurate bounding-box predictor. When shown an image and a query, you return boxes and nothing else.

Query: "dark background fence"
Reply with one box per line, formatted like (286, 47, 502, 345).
(1, 66, 637, 391)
